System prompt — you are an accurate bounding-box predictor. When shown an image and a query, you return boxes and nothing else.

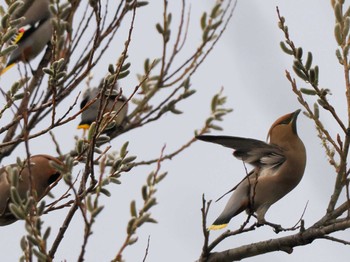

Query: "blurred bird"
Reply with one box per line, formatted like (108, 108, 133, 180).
(1, 0, 52, 74)
(197, 110, 306, 230)
(78, 80, 128, 133)
(0, 154, 63, 226)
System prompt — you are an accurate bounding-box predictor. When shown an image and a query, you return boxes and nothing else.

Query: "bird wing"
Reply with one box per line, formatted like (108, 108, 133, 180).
(13, 19, 47, 46)
(196, 135, 285, 169)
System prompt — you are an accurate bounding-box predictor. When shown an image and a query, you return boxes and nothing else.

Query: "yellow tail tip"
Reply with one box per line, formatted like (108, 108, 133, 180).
(0, 63, 15, 75)
(77, 124, 90, 130)
(208, 224, 228, 230)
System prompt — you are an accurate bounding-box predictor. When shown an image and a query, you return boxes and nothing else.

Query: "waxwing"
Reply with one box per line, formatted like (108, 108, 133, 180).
(0, 154, 63, 226)
(197, 110, 306, 230)
(78, 80, 128, 133)
(2, 0, 52, 74)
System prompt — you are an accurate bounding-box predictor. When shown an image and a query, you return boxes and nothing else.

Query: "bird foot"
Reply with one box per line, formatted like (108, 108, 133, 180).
(263, 221, 283, 233)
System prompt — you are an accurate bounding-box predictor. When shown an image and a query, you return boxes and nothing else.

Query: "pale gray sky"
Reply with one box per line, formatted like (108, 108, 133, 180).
(0, 0, 349, 261)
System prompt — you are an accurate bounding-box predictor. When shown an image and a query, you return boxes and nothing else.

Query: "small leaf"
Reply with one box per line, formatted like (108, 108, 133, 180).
(128, 237, 138, 245)
(127, 217, 136, 234)
(343, 17, 350, 37)
(293, 65, 308, 81)
(334, 23, 343, 45)
(1, 27, 17, 43)
(335, 49, 344, 64)
(10, 186, 22, 205)
(141, 185, 148, 201)
(170, 107, 182, 114)
(200, 12, 207, 30)
(143, 198, 157, 213)
(314, 103, 319, 119)
(120, 142, 129, 158)
(305, 52, 313, 70)
(334, 3, 343, 23)
(32, 248, 47, 261)
(8, 203, 26, 220)
(0, 44, 17, 56)
(96, 135, 111, 144)
(135, 213, 151, 227)
(121, 62, 131, 71)
(92, 206, 104, 217)
(43, 227, 51, 241)
(296, 47, 303, 60)
(27, 235, 39, 246)
(20, 237, 28, 251)
(300, 88, 317, 95)
(8, 1, 24, 15)
(87, 122, 97, 141)
(100, 188, 111, 197)
(209, 125, 223, 131)
(123, 156, 137, 164)
(144, 58, 150, 72)
(155, 172, 167, 183)
(136, 1, 148, 8)
(156, 23, 163, 34)
(210, 4, 221, 19)
(317, 98, 327, 108)
(117, 70, 129, 79)
(130, 200, 137, 217)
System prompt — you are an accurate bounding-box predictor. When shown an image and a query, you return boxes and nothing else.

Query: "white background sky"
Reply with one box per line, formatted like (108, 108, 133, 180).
(0, 0, 349, 261)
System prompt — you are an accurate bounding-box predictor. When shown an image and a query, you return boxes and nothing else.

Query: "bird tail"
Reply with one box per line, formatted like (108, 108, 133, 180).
(0, 63, 14, 75)
(208, 223, 228, 230)
(77, 124, 90, 130)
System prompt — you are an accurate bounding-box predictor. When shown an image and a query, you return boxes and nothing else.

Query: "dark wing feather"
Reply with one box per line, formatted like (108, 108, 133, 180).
(196, 135, 285, 168)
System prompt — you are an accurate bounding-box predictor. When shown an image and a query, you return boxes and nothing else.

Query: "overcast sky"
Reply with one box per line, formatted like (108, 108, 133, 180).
(0, 0, 349, 261)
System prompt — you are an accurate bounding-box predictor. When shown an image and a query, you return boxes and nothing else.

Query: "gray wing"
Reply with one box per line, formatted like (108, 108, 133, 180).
(196, 135, 285, 169)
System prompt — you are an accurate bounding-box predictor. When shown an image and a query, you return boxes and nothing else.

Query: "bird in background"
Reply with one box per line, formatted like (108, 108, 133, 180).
(78, 79, 128, 133)
(0, 154, 64, 226)
(197, 110, 306, 230)
(1, 0, 53, 75)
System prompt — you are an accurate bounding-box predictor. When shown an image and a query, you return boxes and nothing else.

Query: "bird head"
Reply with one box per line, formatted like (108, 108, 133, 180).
(19, 155, 64, 200)
(267, 109, 301, 145)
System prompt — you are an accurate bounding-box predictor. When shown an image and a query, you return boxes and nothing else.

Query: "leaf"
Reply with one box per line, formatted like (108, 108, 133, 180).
(292, 65, 308, 81)
(334, 23, 343, 45)
(130, 200, 137, 217)
(128, 237, 138, 245)
(0, 44, 17, 56)
(120, 141, 129, 158)
(296, 47, 303, 60)
(141, 186, 148, 201)
(334, 2, 343, 23)
(305, 52, 313, 70)
(200, 12, 207, 30)
(156, 23, 163, 34)
(280, 41, 294, 55)
(1, 27, 17, 43)
(300, 88, 317, 95)
(210, 4, 221, 19)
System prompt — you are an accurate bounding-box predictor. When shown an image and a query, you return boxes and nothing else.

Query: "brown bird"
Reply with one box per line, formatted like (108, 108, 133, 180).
(197, 110, 306, 230)
(0, 154, 63, 226)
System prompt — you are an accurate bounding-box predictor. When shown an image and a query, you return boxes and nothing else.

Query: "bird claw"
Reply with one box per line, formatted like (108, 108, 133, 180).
(256, 218, 283, 233)
(265, 221, 283, 233)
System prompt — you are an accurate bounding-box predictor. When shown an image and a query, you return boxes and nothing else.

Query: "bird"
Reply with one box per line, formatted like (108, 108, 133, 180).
(196, 109, 306, 230)
(1, 0, 53, 74)
(78, 79, 128, 133)
(0, 154, 63, 226)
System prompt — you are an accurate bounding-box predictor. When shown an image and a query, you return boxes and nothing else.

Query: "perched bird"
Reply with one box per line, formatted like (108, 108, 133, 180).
(78, 80, 128, 133)
(197, 110, 306, 230)
(1, 0, 53, 74)
(0, 154, 63, 226)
